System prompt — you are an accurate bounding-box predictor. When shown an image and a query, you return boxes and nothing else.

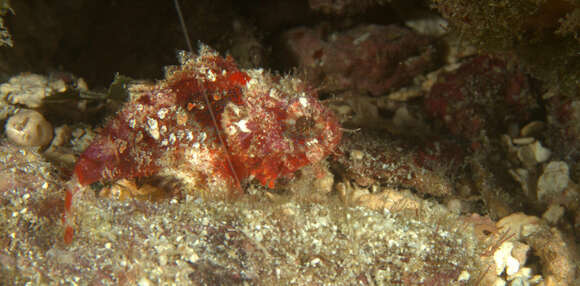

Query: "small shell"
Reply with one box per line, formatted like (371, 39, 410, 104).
(520, 121, 545, 137)
(5, 109, 53, 146)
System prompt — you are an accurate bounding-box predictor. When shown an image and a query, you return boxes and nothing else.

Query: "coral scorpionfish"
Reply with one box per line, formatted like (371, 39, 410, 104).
(63, 45, 342, 243)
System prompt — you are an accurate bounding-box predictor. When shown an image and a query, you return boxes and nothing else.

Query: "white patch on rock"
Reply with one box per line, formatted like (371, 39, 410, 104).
(168, 133, 177, 145)
(299, 97, 309, 108)
(207, 69, 216, 82)
(157, 108, 169, 120)
(306, 138, 318, 146)
(186, 131, 194, 142)
(147, 117, 160, 140)
(494, 241, 520, 276)
(457, 271, 470, 282)
(235, 119, 251, 133)
(201, 132, 208, 142)
(269, 88, 280, 99)
(353, 32, 371, 45)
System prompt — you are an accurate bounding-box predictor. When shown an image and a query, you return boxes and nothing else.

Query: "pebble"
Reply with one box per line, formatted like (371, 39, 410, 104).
(516, 141, 551, 167)
(509, 168, 531, 197)
(1, 73, 49, 108)
(315, 171, 335, 194)
(497, 213, 541, 240)
(542, 204, 565, 225)
(508, 267, 532, 282)
(138, 277, 151, 286)
(537, 161, 569, 201)
(457, 271, 470, 282)
(494, 241, 520, 276)
(512, 137, 534, 145)
(350, 149, 364, 161)
(510, 242, 530, 266)
(446, 198, 462, 214)
(493, 278, 507, 286)
(405, 15, 449, 36)
(388, 87, 421, 101)
(5, 109, 53, 146)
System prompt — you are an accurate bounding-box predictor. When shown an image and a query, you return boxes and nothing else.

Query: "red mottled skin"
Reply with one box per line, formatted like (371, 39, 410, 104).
(63, 46, 342, 244)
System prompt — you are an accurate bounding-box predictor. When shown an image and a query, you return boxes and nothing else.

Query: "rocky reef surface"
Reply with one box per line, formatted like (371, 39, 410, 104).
(1, 0, 579, 285)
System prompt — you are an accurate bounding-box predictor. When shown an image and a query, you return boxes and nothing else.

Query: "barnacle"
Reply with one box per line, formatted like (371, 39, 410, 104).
(5, 109, 53, 147)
